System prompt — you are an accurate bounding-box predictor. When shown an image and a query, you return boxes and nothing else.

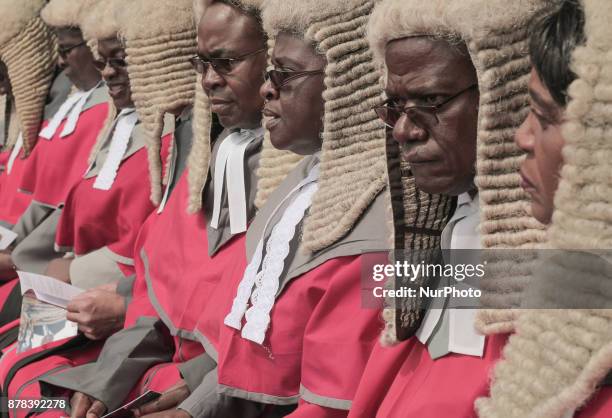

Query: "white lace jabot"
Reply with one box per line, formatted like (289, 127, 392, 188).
(224, 161, 320, 345)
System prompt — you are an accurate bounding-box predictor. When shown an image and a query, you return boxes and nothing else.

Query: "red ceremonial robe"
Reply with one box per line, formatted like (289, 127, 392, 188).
(0, 151, 7, 198)
(0, 117, 173, 418)
(19, 84, 109, 209)
(38, 128, 265, 417)
(347, 333, 612, 418)
(0, 72, 71, 228)
(0, 85, 110, 326)
(0, 72, 72, 327)
(0, 149, 29, 228)
(54, 117, 171, 275)
(194, 155, 390, 418)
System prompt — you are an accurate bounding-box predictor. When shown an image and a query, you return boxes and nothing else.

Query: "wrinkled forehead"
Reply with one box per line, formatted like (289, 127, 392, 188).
(55, 27, 84, 43)
(97, 37, 124, 57)
(386, 35, 468, 60)
(272, 31, 322, 66)
(198, 2, 264, 55)
(384, 36, 476, 92)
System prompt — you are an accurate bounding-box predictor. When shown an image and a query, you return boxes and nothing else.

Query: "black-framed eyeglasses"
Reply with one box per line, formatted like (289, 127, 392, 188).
(58, 41, 87, 59)
(189, 48, 266, 76)
(374, 83, 478, 129)
(263, 68, 324, 90)
(92, 57, 128, 72)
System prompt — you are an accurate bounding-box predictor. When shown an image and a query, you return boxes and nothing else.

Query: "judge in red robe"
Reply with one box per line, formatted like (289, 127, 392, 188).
(0, 14, 177, 416)
(40, 2, 272, 418)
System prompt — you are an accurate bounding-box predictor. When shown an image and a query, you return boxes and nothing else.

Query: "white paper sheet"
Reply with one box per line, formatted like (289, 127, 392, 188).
(18, 271, 84, 309)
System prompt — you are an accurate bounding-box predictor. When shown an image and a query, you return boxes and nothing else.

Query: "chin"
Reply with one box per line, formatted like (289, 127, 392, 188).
(412, 176, 451, 196)
(113, 99, 133, 110)
(65, 73, 77, 85)
(216, 115, 239, 130)
(531, 202, 553, 225)
(269, 134, 292, 152)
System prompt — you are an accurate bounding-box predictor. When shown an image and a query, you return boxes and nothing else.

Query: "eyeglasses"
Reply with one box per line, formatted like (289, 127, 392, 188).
(92, 57, 128, 72)
(58, 41, 87, 59)
(189, 48, 266, 76)
(263, 69, 324, 90)
(374, 84, 478, 129)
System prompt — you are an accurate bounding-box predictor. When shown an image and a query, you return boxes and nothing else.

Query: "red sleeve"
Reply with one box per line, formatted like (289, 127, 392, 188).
(299, 255, 382, 412)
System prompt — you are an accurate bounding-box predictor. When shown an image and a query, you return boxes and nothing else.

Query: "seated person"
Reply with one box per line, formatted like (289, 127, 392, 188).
(348, 0, 547, 417)
(478, 1, 612, 417)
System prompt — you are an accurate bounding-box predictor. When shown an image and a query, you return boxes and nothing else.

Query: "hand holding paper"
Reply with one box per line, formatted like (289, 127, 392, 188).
(101, 391, 162, 418)
(18, 271, 83, 309)
(0, 252, 16, 281)
(17, 272, 84, 353)
(66, 287, 126, 340)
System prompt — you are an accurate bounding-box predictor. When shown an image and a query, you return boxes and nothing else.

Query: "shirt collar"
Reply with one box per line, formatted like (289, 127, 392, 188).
(118, 107, 136, 117)
(457, 191, 476, 207)
(80, 80, 104, 94)
(176, 105, 193, 124)
(240, 126, 265, 138)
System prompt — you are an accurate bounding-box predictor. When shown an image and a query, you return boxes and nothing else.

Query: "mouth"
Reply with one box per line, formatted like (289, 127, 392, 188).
(401, 147, 439, 165)
(106, 83, 126, 97)
(519, 169, 537, 193)
(210, 98, 233, 114)
(262, 107, 281, 130)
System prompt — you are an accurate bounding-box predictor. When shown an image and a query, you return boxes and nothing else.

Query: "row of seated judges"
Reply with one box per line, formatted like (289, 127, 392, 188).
(0, 0, 610, 417)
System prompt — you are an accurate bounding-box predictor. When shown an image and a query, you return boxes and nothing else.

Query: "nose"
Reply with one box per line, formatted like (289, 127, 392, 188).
(202, 65, 226, 93)
(57, 54, 67, 70)
(100, 63, 117, 81)
(260, 77, 278, 102)
(392, 113, 427, 147)
(514, 113, 535, 153)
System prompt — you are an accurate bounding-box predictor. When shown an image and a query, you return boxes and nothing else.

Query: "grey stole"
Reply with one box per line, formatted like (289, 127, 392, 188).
(244, 154, 391, 298)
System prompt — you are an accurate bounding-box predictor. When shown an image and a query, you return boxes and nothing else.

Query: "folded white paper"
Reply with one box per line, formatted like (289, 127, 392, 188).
(18, 271, 84, 309)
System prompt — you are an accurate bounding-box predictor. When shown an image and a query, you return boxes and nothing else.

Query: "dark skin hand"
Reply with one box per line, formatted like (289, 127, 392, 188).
(137, 410, 191, 418)
(385, 37, 479, 196)
(198, 2, 267, 130)
(70, 381, 191, 418)
(0, 251, 16, 281)
(132, 380, 191, 418)
(66, 282, 126, 340)
(56, 27, 101, 91)
(260, 32, 327, 155)
(70, 392, 106, 418)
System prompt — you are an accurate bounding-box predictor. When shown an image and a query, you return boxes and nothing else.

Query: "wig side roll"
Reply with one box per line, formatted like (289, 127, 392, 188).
(187, 75, 212, 213)
(0, 16, 57, 155)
